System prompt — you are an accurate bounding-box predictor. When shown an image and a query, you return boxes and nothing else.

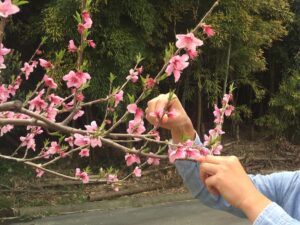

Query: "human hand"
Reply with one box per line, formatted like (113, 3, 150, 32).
(145, 93, 195, 143)
(198, 155, 271, 222)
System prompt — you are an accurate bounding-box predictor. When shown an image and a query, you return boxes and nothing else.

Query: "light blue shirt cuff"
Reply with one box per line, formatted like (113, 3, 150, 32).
(254, 202, 300, 225)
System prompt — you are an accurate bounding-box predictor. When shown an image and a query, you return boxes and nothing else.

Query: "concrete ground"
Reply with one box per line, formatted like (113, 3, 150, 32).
(8, 193, 250, 225)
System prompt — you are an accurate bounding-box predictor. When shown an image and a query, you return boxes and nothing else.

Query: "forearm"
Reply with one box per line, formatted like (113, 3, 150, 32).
(240, 191, 271, 223)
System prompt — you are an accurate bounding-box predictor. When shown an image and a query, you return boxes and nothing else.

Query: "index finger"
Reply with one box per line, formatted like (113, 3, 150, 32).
(197, 155, 225, 165)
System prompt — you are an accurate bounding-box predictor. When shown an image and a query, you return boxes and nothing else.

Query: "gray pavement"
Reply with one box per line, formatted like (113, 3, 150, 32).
(13, 199, 250, 225)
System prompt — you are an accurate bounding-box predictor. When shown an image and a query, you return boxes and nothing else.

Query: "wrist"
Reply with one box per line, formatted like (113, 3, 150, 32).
(239, 191, 272, 223)
(171, 119, 196, 144)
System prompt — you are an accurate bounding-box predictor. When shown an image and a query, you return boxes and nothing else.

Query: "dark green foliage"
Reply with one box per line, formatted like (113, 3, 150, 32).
(2, 0, 299, 142)
(257, 53, 300, 142)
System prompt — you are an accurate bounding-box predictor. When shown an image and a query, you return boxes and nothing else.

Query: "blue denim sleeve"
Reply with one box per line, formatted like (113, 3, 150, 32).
(174, 134, 246, 218)
(174, 134, 300, 224)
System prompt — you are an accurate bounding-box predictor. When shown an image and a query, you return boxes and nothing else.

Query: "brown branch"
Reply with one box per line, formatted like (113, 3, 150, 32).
(100, 137, 168, 159)
(0, 100, 23, 112)
(42, 145, 88, 167)
(0, 18, 6, 45)
(0, 154, 79, 181)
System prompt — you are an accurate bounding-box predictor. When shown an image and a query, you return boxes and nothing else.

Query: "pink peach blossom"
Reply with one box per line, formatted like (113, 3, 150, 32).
(75, 168, 89, 183)
(46, 141, 62, 155)
(48, 94, 63, 106)
(87, 40, 96, 48)
(28, 90, 48, 112)
(20, 133, 36, 151)
(114, 90, 124, 107)
(0, 85, 9, 103)
(125, 153, 141, 166)
(133, 166, 142, 177)
(39, 59, 53, 69)
(36, 168, 44, 178)
(63, 71, 91, 89)
(21, 61, 37, 80)
(107, 174, 118, 184)
(147, 153, 160, 166)
(126, 69, 139, 83)
(213, 104, 223, 124)
(175, 33, 203, 51)
(46, 107, 58, 121)
(73, 110, 84, 120)
(127, 103, 137, 114)
(222, 94, 233, 105)
(166, 54, 189, 82)
(68, 40, 78, 53)
(82, 10, 92, 29)
(65, 136, 74, 147)
(203, 24, 215, 37)
(224, 105, 235, 117)
(43, 75, 57, 89)
(0, 43, 11, 69)
(90, 137, 102, 148)
(0, 124, 13, 136)
(0, 0, 19, 18)
(79, 148, 90, 157)
(127, 119, 146, 135)
(85, 121, 98, 132)
(74, 133, 90, 147)
(187, 49, 198, 60)
(145, 78, 156, 89)
(168, 146, 186, 163)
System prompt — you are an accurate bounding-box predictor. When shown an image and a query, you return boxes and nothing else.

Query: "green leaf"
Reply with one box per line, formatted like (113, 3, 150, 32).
(135, 53, 144, 64)
(164, 43, 175, 63)
(127, 93, 135, 103)
(74, 11, 82, 24)
(109, 72, 116, 83)
(157, 73, 168, 82)
(12, 0, 29, 6)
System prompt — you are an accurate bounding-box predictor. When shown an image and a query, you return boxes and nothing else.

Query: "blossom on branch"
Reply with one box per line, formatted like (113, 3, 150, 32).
(202, 24, 215, 37)
(21, 61, 38, 80)
(87, 40, 96, 48)
(48, 94, 63, 106)
(73, 110, 84, 120)
(0, 44, 11, 69)
(147, 152, 160, 166)
(176, 33, 203, 51)
(28, 90, 48, 112)
(126, 69, 139, 83)
(20, 133, 36, 151)
(125, 153, 141, 166)
(63, 70, 91, 89)
(39, 59, 54, 69)
(0, 124, 13, 136)
(114, 90, 123, 107)
(0, 0, 19, 18)
(36, 168, 44, 178)
(79, 148, 90, 157)
(74, 133, 91, 146)
(133, 166, 142, 177)
(0, 84, 9, 103)
(166, 54, 189, 82)
(68, 40, 78, 53)
(75, 168, 89, 183)
(43, 75, 57, 89)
